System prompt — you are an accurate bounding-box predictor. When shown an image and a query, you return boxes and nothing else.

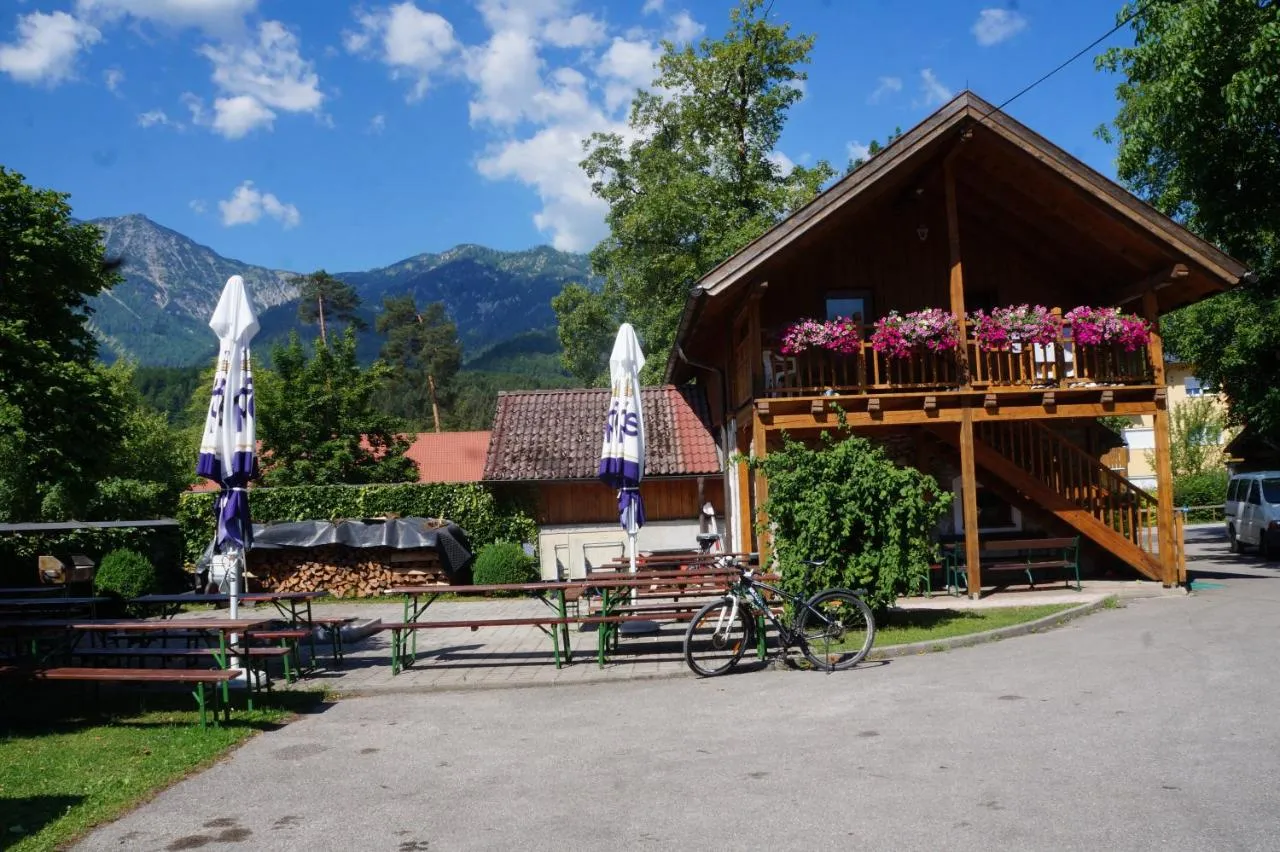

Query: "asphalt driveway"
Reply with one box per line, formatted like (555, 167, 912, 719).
(76, 526, 1280, 851)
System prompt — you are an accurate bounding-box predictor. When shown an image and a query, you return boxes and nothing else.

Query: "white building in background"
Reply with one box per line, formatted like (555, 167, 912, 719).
(1121, 363, 1229, 492)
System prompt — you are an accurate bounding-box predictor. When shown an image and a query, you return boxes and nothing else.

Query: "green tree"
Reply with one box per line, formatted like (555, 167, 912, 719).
(374, 294, 462, 430)
(551, 283, 619, 386)
(1147, 396, 1230, 480)
(257, 329, 416, 486)
(85, 362, 195, 519)
(296, 269, 366, 345)
(0, 166, 128, 520)
(1097, 0, 1280, 436)
(557, 0, 835, 382)
(748, 425, 950, 613)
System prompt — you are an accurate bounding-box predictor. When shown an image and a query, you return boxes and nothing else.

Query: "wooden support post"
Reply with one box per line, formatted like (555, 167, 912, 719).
(1143, 289, 1178, 586)
(751, 412, 771, 570)
(959, 408, 981, 599)
(945, 160, 970, 388)
(735, 425, 753, 554)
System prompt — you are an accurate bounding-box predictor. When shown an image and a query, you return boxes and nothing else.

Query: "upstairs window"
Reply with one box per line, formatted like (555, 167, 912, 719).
(826, 290, 870, 324)
(1184, 376, 1204, 397)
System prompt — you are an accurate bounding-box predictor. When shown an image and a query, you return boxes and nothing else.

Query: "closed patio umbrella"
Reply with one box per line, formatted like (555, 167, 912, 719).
(599, 323, 646, 574)
(196, 275, 258, 664)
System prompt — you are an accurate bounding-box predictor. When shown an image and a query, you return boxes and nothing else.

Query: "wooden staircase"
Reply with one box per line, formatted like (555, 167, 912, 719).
(934, 421, 1178, 583)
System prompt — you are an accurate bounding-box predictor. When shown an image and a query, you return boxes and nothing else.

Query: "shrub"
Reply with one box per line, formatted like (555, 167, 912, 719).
(747, 421, 951, 613)
(471, 542, 538, 590)
(95, 548, 160, 605)
(1174, 470, 1229, 522)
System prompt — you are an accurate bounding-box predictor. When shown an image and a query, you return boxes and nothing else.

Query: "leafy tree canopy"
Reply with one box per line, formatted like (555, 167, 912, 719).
(555, 0, 834, 384)
(1098, 0, 1280, 436)
(0, 166, 130, 520)
(257, 329, 416, 486)
(296, 269, 366, 345)
(374, 294, 462, 430)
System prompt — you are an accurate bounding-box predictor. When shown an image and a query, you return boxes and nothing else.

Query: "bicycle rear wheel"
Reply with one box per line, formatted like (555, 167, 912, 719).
(798, 589, 875, 671)
(683, 598, 750, 677)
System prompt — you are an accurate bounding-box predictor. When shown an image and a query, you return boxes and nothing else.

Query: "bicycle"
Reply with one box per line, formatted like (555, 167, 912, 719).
(682, 558, 876, 676)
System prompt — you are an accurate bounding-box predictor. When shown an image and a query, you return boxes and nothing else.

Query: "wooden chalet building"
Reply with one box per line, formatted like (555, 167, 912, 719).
(666, 92, 1250, 595)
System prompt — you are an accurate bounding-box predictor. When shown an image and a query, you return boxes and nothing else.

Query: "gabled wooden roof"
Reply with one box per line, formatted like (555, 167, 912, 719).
(666, 90, 1249, 381)
(482, 385, 721, 481)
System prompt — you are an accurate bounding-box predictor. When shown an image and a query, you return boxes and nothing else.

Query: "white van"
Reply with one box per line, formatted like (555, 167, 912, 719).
(1225, 471, 1280, 558)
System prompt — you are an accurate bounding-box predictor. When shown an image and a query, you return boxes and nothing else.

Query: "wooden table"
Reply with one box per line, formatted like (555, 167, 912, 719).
(133, 590, 327, 661)
(0, 596, 109, 618)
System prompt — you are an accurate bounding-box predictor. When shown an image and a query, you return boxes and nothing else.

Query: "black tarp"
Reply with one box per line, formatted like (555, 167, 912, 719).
(206, 517, 474, 578)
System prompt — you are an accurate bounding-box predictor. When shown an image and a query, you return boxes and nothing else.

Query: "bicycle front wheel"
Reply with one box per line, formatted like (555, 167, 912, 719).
(684, 598, 750, 677)
(798, 589, 875, 671)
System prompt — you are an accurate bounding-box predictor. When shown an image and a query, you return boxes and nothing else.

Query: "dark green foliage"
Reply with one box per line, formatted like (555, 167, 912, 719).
(846, 127, 903, 173)
(1174, 470, 1229, 521)
(94, 548, 160, 605)
(257, 330, 416, 486)
(559, 0, 835, 382)
(0, 524, 184, 589)
(0, 167, 128, 520)
(747, 425, 951, 613)
(132, 365, 206, 426)
(471, 542, 538, 589)
(374, 294, 462, 430)
(1098, 0, 1280, 437)
(295, 270, 365, 345)
(176, 483, 537, 565)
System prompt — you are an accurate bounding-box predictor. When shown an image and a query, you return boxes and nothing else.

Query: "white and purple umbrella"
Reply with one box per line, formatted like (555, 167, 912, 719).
(599, 323, 646, 573)
(197, 275, 259, 624)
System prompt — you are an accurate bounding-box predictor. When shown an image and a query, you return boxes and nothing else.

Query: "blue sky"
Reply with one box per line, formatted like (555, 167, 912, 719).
(1, 0, 1136, 273)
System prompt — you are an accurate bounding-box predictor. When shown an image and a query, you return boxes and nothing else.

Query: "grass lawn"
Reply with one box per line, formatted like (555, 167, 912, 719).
(0, 689, 325, 852)
(874, 603, 1083, 648)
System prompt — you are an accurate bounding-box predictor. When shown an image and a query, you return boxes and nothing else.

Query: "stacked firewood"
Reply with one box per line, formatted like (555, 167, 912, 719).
(248, 546, 449, 597)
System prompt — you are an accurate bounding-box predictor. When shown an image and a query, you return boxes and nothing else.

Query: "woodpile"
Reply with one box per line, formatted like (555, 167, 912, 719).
(248, 545, 450, 598)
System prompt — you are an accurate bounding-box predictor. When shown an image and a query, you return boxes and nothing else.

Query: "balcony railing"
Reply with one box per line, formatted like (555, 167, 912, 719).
(763, 324, 1154, 397)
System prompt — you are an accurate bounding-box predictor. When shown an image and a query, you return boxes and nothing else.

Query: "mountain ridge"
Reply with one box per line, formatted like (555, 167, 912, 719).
(85, 214, 593, 366)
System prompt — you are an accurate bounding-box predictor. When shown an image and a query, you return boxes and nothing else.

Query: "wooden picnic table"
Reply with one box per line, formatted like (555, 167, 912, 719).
(133, 590, 327, 661)
(0, 596, 110, 618)
(2, 616, 274, 696)
(0, 586, 67, 596)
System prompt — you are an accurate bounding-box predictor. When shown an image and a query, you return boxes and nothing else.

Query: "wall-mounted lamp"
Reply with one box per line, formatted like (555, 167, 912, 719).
(917, 224, 929, 242)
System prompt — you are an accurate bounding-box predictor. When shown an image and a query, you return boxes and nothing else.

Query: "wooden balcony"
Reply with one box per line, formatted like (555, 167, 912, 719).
(762, 326, 1155, 398)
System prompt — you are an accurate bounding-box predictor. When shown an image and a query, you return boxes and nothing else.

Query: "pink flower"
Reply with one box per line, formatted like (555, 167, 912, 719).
(970, 305, 1060, 351)
(1064, 306, 1150, 351)
(871, 309, 959, 359)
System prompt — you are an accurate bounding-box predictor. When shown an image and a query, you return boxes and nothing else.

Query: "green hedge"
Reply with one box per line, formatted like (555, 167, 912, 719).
(1174, 470, 1229, 523)
(176, 483, 538, 565)
(0, 524, 185, 590)
(472, 542, 539, 590)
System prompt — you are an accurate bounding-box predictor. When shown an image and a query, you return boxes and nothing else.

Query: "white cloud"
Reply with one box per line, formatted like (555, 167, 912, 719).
(466, 29, 544, 124)
(218, 180, 300, 229)
(0, 11, 101, 86)
(210, 93, 274, 137)
(847, 140, 871, 163)
(596, 36, 660, 112)
(919, 68, 951, 106)
(198, 20, 323, 138)
(642, 0, 663, 13)
(137, 108, 172, 127)
(543, 13, 606, 48)
(368, 113, 386, 134)
(767, 150, 795, 176)
(666, 10, 703, 44)
(867, 75, 902, 104)
(180, 91, 207, 124)
(476, 120, 614, 251)
(103, 66, 124, 91)
(189, 199, 207, 214)
(345, 2, 459, 102)
(75, 0, 256, 36)
(972, 8, 1028, 46)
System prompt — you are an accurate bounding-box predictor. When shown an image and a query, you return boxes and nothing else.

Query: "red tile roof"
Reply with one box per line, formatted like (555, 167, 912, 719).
(483, 385, 721, 481)
(405, 431, 490, 483)
(188, 432, 490, 490)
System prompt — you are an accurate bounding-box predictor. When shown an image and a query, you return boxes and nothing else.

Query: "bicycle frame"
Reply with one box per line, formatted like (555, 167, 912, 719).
(719, 570, 825, 656)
